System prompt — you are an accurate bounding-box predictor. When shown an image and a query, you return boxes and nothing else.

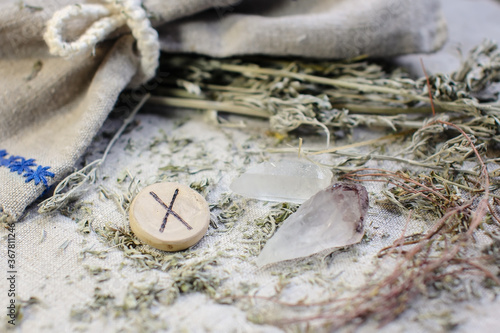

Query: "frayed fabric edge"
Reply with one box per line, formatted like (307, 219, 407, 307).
(0, 206, 14, 224)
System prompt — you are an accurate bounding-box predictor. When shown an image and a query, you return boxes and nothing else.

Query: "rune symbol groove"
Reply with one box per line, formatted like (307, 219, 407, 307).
(150, 189, 193, 232)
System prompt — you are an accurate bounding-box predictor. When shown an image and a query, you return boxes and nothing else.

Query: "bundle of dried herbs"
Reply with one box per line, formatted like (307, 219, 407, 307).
(151, 40, 500, 144)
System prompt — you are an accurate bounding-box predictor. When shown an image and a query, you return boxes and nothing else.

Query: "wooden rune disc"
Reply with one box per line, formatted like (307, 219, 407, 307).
(129, 182, 210, 251)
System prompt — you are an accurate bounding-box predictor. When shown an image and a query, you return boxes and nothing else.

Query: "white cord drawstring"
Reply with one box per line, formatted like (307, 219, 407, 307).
(44, 0, 159, 85)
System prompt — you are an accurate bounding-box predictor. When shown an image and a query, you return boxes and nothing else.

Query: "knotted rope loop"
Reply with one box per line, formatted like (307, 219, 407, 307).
(44, 0, 160, 84)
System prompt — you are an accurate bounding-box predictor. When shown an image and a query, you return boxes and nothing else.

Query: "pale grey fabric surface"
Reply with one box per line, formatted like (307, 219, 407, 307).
(158, 0, 447, 58)
(397, 0, 500, 76)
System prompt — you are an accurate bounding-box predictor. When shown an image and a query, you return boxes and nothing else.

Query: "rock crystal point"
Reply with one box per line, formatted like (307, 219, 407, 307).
(230, 159, 333, 204)
(255, 183, 369, 267)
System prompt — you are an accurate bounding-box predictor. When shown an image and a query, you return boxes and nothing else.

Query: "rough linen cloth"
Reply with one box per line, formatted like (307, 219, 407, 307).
(0, 0, 447, 222)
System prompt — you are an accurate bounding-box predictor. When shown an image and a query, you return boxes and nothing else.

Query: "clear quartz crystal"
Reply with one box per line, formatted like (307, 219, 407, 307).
(230, 159, 333, 203)
(255, 183, 369, 267)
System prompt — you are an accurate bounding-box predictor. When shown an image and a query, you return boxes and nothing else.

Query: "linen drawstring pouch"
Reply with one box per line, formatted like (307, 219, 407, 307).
(0, 0, 447, 222)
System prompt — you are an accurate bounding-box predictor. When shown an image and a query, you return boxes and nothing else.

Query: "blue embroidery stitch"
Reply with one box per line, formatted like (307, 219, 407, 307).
(0, 149, 54, 187)
(39, 184, 55, 199)
(1, 156, 20, 167)
(0, 150, 7, 166)
(24, 166, 55, 186)
(9, 158, 36, 175)
(0, 150, 20, 167)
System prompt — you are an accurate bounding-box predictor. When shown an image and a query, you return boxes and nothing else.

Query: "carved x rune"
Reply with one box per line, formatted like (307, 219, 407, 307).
(150, 189, 193, 232)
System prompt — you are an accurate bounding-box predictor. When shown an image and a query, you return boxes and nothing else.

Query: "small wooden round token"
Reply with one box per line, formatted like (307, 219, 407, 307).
(129, 182, 210, 251)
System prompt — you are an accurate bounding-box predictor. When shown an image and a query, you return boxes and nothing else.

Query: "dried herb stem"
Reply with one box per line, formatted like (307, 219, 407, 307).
(310, 131, 412, 155)
(148, 96, 270, 118)
(38, 94, 149, 213)
(329, 103, 436, 115)
(217, 63, 500, 115)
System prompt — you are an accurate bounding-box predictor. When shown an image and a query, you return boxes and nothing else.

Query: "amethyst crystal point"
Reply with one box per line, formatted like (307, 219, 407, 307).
(255, 183, 369, 267)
